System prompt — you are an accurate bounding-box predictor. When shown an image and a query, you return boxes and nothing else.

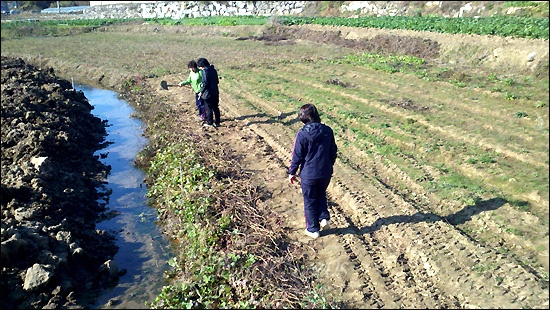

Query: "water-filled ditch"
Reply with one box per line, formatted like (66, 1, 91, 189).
(75, 85, 171, 309)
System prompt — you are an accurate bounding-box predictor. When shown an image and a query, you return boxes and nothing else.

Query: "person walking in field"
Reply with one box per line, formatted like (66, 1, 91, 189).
(179, 60, 206, 121)
(288, 103, 338, 239)
(197, 57, 220, 128)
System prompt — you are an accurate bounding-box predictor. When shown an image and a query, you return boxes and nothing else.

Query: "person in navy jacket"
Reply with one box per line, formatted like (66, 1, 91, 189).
(197, 57, 220, 127)
(288, 104, 338, 239)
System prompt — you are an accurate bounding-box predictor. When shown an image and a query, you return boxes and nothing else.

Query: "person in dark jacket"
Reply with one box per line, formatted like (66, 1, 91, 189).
(288, 103, 338, 239)
(197, 57, 220, 127)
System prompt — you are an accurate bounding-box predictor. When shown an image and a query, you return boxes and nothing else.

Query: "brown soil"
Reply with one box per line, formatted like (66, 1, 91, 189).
(2, 21, 548, 309)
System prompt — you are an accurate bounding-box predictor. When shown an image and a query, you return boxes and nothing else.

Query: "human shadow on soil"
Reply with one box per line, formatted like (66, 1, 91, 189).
(327, 197, 509, 236)
(228, 111, 299, 126)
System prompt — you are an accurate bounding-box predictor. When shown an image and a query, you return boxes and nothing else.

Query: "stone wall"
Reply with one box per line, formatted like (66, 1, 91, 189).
(339, 1, 491, 18)
(83, 1, 307, 19)
(83, 1, 515, 20)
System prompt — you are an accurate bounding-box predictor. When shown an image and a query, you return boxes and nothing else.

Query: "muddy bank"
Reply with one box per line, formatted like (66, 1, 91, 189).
(1, 56, 120, 309)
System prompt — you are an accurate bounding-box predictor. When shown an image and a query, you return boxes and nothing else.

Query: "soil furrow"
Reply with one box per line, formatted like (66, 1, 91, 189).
(253, 67, 547, 169)
(329, 158, 516, 308)
(327, 192, 455, 308)
(234, 103, 550, 306)
(221, 69, 550, 286)
(328, 207, 388, 308)
(145, 61, 548, 308)
(248, 68, 548, 218)
(278, 62, 548, 154)
(223, 110, 493, 308)
(328, 178, 475, 307)
(364, 180, 547, 308)
(369, 155, 549, 274)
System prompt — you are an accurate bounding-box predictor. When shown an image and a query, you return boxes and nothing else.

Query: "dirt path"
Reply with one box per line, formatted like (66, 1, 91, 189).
(150, 77, 548, 309)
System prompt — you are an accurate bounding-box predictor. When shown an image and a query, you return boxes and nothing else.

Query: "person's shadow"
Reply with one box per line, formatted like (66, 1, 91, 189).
(227, 110, 299, 126)
(325, 197, 509, 235)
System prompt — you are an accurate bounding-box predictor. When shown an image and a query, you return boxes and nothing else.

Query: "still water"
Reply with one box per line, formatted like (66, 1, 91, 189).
(75, 85, 171, 309)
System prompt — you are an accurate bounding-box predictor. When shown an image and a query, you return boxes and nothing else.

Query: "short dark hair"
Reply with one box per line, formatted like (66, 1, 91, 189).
(298, 103, 321, 124)
(197, 58, 210, 67)
(187, 60, 198, 69)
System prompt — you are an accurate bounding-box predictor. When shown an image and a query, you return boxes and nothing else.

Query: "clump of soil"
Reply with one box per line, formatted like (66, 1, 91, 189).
(384, 98, 429, 112)
(325, 77, 352, 87)
(1, 56, 118, 309)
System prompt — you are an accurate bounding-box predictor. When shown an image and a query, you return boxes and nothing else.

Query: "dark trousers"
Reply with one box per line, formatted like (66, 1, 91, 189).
(204, 95, 220, 125)
(194, 93, 205, 117)
(301, 177, 331, 232)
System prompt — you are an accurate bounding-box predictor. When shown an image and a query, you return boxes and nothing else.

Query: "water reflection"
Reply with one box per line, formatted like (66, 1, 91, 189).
(75, 85, 170, 309)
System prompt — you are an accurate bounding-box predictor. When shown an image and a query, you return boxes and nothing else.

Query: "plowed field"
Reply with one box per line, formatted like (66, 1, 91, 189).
(2, 22, 548, 308)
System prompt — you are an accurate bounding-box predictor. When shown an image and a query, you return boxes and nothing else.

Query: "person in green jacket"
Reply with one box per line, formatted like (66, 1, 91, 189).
(179, 60, 205, 121)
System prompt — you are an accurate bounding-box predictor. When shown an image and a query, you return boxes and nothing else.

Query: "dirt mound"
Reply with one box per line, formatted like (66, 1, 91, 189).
(1, 56, 118, 309)
(257, 25, 440, 59)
